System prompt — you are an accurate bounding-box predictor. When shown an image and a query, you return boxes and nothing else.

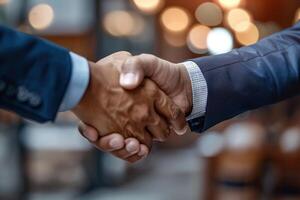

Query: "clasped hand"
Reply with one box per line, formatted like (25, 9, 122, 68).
(72, 52, 192, 163)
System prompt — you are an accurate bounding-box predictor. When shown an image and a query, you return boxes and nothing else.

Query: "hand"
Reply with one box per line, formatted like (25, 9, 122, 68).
(79, 53, 193, 163)
(120, 54, 193, 115)
(74, 52, 187, 162)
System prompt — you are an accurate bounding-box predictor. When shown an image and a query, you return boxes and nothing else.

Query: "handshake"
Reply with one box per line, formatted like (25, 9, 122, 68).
(72, 52, 193, 163)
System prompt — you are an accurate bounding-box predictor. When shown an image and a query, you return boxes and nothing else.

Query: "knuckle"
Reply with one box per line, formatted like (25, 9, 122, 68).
(142, 80, 157, 96)
(170, 104, 181, 120)
(119, 51, 132, 56)
(122, 57, 139, 71)
(140, 53, 155, 61)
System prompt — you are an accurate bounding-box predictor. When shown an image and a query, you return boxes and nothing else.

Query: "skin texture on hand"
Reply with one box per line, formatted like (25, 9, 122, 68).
(120, 54, 193, 116)
(73, 52, 187, 161)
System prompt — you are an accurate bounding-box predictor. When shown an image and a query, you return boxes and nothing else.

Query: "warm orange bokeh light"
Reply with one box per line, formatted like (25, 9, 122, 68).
(187, 25, 211, 54)
(235, 22, 259, 45)
(195, 2, 223, 27)
(29, 4, 54, 30)
(218, 0, 241, 9)
(161, 7, 191, 33)
(104, 11, 145, 37)
(132, 0, 164, 14)
(227, 8, 252, 32)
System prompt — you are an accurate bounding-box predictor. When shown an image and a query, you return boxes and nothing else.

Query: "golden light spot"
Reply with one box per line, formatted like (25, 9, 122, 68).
(29, 4, 54, 30)
(227, 8, 252, 32)
(161, 7, 191, 33)
(235, 22, 259, 45)
(104, 11, 145, 37)
(187, 25, 211, 54)
(132, 0, 164, 14)
(218, 0, 241, 9)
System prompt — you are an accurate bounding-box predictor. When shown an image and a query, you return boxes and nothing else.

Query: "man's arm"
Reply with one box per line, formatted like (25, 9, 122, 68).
(189, 21, 300, 132)
(0, 25, 89, 122)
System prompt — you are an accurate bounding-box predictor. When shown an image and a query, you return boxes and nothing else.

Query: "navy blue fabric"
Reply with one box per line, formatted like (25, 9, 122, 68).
(0, 26, 72, 122)
(190, 22, 300, 133)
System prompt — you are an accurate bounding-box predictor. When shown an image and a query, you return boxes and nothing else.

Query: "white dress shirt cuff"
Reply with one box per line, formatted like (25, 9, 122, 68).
(59, 52, 90, 112)
(183, 61, 208, 120)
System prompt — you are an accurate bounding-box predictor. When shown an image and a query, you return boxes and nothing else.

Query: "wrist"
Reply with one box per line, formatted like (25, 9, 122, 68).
(178, 63, 193, 115)
(72, 61, 94, 114)
(183, 61, 208, 120)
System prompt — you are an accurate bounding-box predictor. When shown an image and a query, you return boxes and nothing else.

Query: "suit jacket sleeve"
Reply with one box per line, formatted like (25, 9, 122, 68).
(0, 26, 72, 122)
(189, 22, 300, 133)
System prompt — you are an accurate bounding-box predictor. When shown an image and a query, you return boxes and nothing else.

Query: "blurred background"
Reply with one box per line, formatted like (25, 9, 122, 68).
(0, 0, 299, 199)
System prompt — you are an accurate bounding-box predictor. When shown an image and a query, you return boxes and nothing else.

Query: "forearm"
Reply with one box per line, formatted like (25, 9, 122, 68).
(0, 26, 88, 122)
(188, 22, 300, 132)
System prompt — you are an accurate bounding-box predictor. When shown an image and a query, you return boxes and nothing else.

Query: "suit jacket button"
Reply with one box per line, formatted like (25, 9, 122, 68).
(17, 87, 29, 102)
(5, 85, 17, 97)
(29, 94, 42, 107)
(0, 81, 6, 92)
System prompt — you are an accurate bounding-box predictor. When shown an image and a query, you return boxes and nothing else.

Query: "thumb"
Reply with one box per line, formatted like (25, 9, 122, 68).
(119, 54, 157, 90)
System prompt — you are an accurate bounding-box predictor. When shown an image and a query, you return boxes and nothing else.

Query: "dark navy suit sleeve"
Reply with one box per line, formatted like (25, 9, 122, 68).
(0, 26, 72, 122)
(189, 22, 300, 133)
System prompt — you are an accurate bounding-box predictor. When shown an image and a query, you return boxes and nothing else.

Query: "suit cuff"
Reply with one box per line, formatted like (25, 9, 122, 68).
(183, 61, 208, 120)
(59, 52, 90, 112)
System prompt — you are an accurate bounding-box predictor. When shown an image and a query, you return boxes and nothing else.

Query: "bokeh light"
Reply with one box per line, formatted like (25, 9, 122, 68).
(160, 7, 191, 33)
(295, 8, 300, 23)
(218, 0, 241, 9)
(132, 0, 165, 14)
(207, 27, 233, 55)
(187, 25, 211, 54)
(280, 128, 300, 153)
(197, 132, 224, 158)
(235, 22, 259, 45)
(227, 8, 252, 32)
(195, 2, 223, 27)
(28, 4, 54, 30)
(104, 11, 145, 37)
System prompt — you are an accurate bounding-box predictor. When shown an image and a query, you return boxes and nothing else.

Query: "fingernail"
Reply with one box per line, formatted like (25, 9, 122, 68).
(126, 141, 138, 153)
(84, 131, 98, 142)
(120, 73, 137, 86)
(109, 138, 123, 149)
(173, 125, 189, 136)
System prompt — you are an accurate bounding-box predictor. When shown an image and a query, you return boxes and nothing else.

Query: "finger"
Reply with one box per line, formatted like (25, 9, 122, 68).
(125, 138, 140, 154)
(111, 138, 140, 159)
(155, 90, 190, 136)
(124, 144, 149, 163)
(111, 51, 132, 61)
(93, 133, 125, 152)
(97, 51, 132, 64)
(119, 54, 171, 91)
(125, 124, 153, 150)
(119, 56, 146, 89)
(126, 154, 143, 163)
(146, 113, 170, 142)
(138, 144, 149, 157)
(78, 122, 99, 142)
